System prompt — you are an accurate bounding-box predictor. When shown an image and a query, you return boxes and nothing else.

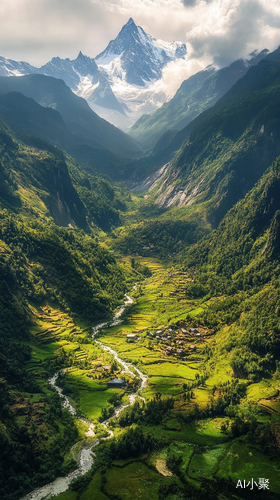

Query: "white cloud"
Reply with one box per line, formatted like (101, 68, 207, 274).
(100, 0, 280, 98)
(102, 0, 190, 42)
(184, 0, 280, 67)
(0, 0, 279, 80)
(0, 0, 116, 64)
(150, 54, 213, 100)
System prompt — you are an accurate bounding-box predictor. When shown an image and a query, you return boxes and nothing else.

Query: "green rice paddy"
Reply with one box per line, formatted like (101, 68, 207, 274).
(28, 256, 280, 499)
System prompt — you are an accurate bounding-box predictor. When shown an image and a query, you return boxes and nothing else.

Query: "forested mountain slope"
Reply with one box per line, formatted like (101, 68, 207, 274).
(147, 47, 280, 226)
(0, 89, 131, 179)
(182, 156, 280, 379)
(0, 127, 87, 228)
(0, 91, 70, 147)
(129, 50, 268, 149)
(0, 118, 129, 230)
(0, 209, 129, 500)
(0, 84, 139, 498)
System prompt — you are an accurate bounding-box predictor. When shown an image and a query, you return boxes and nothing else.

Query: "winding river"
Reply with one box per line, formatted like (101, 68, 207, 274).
(21, 293, 147, 500)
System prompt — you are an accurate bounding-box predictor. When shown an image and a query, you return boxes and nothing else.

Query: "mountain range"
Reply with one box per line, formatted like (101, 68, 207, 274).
(129, 49, 269, 149)
(0, 18, 186, 129)
(0, 73, 144, 178)
(0, 18, 271, 143)
(135, 47, 280, 225)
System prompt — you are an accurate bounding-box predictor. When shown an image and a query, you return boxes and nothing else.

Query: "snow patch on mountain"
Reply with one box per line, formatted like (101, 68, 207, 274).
(0, 57, 36, 77)
(76, 77, 99, 100)
(112, 79, 167, 114)
(98, 55, 127, 82)
(136, 26, 184, 64)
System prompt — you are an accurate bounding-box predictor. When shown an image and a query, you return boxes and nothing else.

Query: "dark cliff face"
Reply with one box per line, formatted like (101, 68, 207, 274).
(267, 210, 280, 258)
(36, 154, 87, 228)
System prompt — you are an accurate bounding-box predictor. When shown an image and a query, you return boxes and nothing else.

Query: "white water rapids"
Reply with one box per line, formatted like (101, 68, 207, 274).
(21, 293, 147, 500)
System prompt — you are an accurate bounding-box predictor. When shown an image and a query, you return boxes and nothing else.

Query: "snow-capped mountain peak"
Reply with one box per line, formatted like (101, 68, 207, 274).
(0, 19, 187, 129)
(0, 56, 36, 77)
(95, 18, 187, 87)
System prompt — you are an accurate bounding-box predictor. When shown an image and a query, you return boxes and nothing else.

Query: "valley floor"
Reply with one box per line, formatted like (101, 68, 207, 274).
(23, 254, 280, 500)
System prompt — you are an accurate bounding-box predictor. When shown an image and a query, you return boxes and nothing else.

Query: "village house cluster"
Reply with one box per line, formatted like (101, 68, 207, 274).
(144, 324, 213, 358)
(123, 322, 213, 358)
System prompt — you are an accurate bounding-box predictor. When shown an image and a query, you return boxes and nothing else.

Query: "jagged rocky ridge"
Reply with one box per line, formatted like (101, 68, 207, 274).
(0, 19, 186, 128)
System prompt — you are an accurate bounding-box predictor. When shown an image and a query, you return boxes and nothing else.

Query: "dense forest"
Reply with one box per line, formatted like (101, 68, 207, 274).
(180, 157, 280, 379)
(115, 216, 209, 258)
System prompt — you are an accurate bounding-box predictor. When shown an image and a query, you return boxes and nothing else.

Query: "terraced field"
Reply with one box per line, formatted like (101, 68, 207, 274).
(26, 256, 280, 499)
(97, 258, 213, 404)
(87, 257, 280, 496)
(25, 305, 132, 423)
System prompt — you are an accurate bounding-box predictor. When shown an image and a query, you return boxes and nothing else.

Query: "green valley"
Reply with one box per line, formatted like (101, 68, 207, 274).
(40, 248, 280, 500)
(1, 44, 280, 500)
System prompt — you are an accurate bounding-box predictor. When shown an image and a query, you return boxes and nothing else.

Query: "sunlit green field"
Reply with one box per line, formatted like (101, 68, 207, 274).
(105, 462, 173, 500)
(30, 255, 280, 500)
(95, 259, 212, 404)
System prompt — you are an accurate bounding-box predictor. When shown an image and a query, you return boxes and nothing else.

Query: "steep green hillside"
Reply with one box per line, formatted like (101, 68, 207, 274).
(0, 110, 140, 500)
(0, 287, 79, 500)
(0, 74, 142, 160)
(129, 50, 268, 149)
(0, 121, 129, 230)
(0, 127, 87, 228)
(65, 155, 128, 231)
(149, 48, 280, 226)
(0, 212, 127, 322)
(0, 91, 69, 147)
(0, 206, 130, 500)
(182, 156, 280, 379)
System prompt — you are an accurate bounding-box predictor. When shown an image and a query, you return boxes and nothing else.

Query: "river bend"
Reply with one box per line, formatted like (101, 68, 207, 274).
(21, 293, 146, 500)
